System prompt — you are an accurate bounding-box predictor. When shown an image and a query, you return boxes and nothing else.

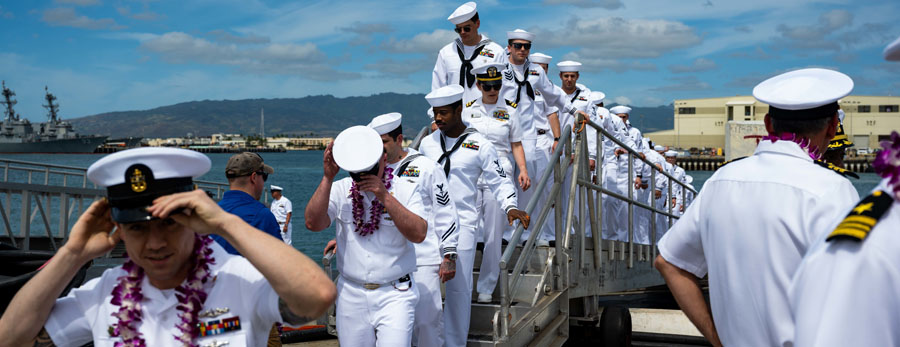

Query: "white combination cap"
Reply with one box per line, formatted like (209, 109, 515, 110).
(654, 145, 665, 151)
(610, 105, 632, 115)
(425, 85, 465, 107)
(590, 91, 605, 105)
(333, 126, 383, 173)
(368, 112, 402, 135)
(557, 60, 582, 72)
(507, 29, 534, 42)
(270, 185, 283, 191)
(530, 52, 552, 64)
(87, 147, 211, 223)
(884, 35, 900, 61)
(472, 61, 506, 81)
(752, 68, 853, 119)
(448, 2, 477, 25)
(665, 150, 678, 157)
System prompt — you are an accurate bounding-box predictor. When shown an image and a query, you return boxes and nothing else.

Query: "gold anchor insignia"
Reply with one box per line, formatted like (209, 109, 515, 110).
(130, 168, 147, 193)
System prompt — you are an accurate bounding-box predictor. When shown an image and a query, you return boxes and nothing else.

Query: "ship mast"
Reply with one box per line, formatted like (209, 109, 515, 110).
(43, 86, 60, 123)
(1, 81, 18, 121)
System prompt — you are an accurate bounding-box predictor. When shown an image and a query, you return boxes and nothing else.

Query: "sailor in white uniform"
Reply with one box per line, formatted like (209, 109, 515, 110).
(305, 126, 429, 347)
(654, 68, 860, 346)
(633, 138, 664, 245)
(432, 2, 507, 102)
(366, 112, 460, 347)
(501, 29, 584, 245)
(786, 132, 900, 347)
(659, 150, 679, 235)
(646, 145, 669, 241)
(670, 155, 687, 217)
(419, 85, 530, 347)
(609, 105, 643, 242)
(462, 62, 530, 303)
(269, 185, 293, 245)
(0, 148, 336, 346)
(593, 101, 634, 241)
(528, 52, 560, 243)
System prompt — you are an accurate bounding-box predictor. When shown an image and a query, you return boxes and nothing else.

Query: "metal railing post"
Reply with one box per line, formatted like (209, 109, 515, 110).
(627, 152, 634, 268)
(21, 190, 31, 250)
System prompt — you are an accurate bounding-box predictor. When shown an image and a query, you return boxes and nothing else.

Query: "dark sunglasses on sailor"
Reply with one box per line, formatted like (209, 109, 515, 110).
(480, 83, 502, 92)
(454, 25, 472, 34)
(511, 43, 532, 50)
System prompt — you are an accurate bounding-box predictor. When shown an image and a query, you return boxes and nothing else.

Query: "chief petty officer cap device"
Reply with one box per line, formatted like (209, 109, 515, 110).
(333, 125, 384, 182)
(87, 147, 212, 223)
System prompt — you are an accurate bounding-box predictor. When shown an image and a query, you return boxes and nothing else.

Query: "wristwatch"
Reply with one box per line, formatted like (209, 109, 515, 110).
(553, 137, 560, 141)
(445, 254, 457, 261)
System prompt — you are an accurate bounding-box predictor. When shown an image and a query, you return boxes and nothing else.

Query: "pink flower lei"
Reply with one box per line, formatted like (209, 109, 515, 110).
(873, 131, 900, 196)
(349, 167, 393, 236)
(762, 132, 823, 160)
(108, 234, 215, 347)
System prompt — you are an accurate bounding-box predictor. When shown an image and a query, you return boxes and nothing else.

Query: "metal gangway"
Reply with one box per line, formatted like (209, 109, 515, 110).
(320, 114, 698, 346)
(0, 158, 231, 252)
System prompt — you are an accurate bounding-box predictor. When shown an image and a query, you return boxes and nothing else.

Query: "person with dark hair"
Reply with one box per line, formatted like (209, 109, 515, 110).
(419, 84, 529, 347)
(432, 2, 507, 102)
(0, 148, 336, 346)
(654, 68, 860, 346)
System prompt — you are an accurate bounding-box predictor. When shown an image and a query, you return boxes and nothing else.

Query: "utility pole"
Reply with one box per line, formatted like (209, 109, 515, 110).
(260, 108, 265, 139)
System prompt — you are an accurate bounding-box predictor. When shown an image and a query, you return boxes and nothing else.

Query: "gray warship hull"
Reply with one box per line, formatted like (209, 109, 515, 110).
(0, 136, 108, 153)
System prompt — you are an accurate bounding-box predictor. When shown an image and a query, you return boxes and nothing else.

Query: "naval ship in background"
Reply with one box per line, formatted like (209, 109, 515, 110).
(0, 82, 107, 153)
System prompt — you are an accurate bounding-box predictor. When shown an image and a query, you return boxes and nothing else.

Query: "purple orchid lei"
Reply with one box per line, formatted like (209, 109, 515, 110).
(108, 234, 215, 347)
(349, 167, 394, 236)
(873, 131, 900, 196)
(762, 132, 823, 160)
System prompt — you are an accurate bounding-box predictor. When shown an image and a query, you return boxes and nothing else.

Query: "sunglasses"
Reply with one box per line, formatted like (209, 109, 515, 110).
(454, 25, 472, 34)
(255, 171, 268, 182)
(480, 83, 502, 91)
(511, 43, 532, 50)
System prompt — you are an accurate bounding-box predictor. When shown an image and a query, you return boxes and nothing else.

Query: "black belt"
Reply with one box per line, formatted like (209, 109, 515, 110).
(537, 129, 548, 135)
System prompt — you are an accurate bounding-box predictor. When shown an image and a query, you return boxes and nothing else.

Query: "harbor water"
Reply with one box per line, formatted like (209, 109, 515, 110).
(0, 151, 883, 264)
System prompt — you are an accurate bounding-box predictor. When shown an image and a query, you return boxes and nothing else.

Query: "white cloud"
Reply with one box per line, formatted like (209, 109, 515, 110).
(99, 32, 159, 42)
(139, 32, 358, 81)
(41, 7, 124, 30)
(775, 9, 853, 51)
(54, 0, 101, 6)
(341, 22, 393, 46)
(649, 76, 711, 92)
(365, 58, 433, 77)
(533, 16, 702, 59)
(116, 6, 163, 21)
(668, 58, 717, 73)
(561, 52, 657, 73)
(207, 29, 270, 44)
(380, 29, 457, 54)
(0, 5, 13, 19)
(543, 0, 624, 10)
(613, 96, 632, 105)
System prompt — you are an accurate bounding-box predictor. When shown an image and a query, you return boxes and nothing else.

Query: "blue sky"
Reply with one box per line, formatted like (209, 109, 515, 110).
(1, 0, 899, 122)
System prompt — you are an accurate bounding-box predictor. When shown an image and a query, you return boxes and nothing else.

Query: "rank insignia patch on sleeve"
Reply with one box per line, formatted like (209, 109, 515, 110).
(827, 190, 894, 242)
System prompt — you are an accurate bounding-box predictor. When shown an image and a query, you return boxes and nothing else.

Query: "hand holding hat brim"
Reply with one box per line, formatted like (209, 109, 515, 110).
(147, 189, 233, 236)
(63, 199, 120, 262)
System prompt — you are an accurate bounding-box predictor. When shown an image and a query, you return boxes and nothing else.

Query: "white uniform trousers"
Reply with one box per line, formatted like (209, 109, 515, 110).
(534, 132, 557, 242)
(601, 162, 620, 241)
(278, 222, 292, 245)
(475, 163, 514, 297)
(557, 162, 595, 238)
(412, 265, 443, 347)
(633, 187, 652, 245)
(442, 229, 476, 347)
(608, 157, 632, 242)
(653, 193, 669, 242)
(509, 137, 541, 242)
(336, 275, 418, 347)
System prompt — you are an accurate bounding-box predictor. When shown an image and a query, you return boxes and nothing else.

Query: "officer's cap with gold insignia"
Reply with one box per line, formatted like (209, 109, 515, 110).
(829, 115, 853, 150)
(557, 61, 582, 72)
(590, 91, 605, 105)
(426, 85, 465, 107)
(610, 105, 632, 115)
(87, 147, 211, 223)
(530, 53, 552, 64)
(884, 35, 900, 61)
(507, 29, 534, 42)
(753, 68, 853, 120)
(368, 112, 403, 135)
(472, 62, 505, 84)
(448, 2, 477, 25)
(333, 126, 383, 181)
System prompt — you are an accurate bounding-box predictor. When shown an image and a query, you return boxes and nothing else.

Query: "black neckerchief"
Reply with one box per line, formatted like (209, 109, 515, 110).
(437, 130, 472, 177)
(504, 61, 535, 104)
(456, 45, 485, 89)
(569, 88, 582, 103)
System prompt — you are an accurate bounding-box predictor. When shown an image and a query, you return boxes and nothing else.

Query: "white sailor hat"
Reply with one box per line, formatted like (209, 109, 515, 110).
(654, 145, 665, 151)
(368, 112, 402, 135)
(590, 91, 605, 105)
(448, 2, 477, 25)
(530, 53, 552, 64)
(884, 35, 900, 61)
(665, 150, 678, 158)
(752, 68, 853, 120)
(472, 62, 506, 82)
(270, 185, 283, 191)
(685, 176, 693, 184)
(507, 29, 534, 42)
(87, 147, 211, 223)
(333, 125, 383, 174)
(427, 107, 434, 120)
(426, 85, 465, 107)
(557, 61, 582, 72)
(596, 106, 610, 119)
(610, 105, 632, 115)
(838, 109, 845, 123)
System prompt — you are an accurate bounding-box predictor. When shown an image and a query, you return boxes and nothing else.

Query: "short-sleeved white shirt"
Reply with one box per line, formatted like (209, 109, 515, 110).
(658, 140, 859, 346)
(463, 98, 523, 160)
(328, 176, 425, 284)
(269, 196, 292, 224)
(786, 179, 900, 347)
(45, 242, 283, 347)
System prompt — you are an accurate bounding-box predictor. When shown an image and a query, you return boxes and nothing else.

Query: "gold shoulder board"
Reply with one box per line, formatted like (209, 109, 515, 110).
(505, 99, 518, 108)
(815, 160, 860, 179)
(465, 99, 477, 108)
(827, 190, 894, 242)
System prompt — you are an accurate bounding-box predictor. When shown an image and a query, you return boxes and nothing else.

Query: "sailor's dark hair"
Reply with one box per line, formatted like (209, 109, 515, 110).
(449, 100, 463, 112)
(770, 114, 834, 138)
(471, 13, 479, 23)
(387, 125, 403, 141)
